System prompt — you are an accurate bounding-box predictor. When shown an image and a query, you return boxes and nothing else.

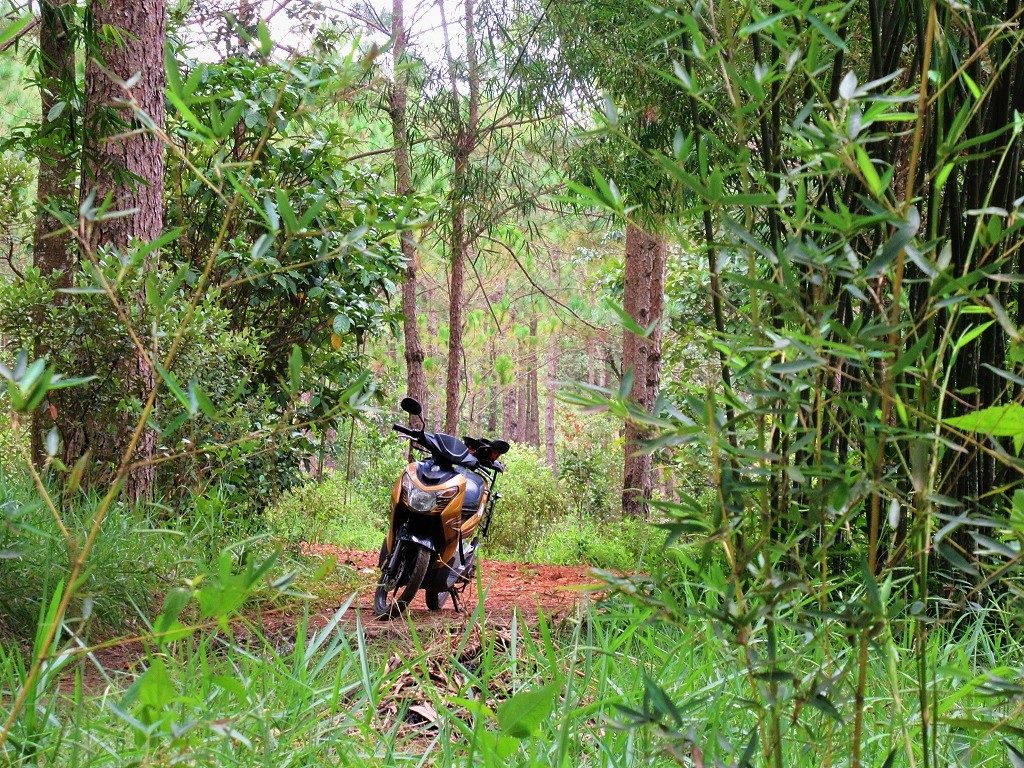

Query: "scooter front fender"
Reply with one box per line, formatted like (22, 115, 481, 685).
(395, 530, 440, 554)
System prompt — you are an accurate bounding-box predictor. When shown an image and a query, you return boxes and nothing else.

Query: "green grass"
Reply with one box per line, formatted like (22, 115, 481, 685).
(1, 582, 1020, 767)
(4, 467, 1021, 767)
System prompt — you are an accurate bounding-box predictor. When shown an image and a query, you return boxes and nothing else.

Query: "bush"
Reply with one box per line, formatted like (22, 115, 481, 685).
(556, 409, 623, 518)
(483, 445, 564, 560)
(527, 514, 660, 571)
(264, 469, 387, 551)
(0, 408, 26, 477)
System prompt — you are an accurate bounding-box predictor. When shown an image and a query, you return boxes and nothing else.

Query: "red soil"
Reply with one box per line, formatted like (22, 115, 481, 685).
(58, 548, 602, 692)
(303, 544, 603, 623)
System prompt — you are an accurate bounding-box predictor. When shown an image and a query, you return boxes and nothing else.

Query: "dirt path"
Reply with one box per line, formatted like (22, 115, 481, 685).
(60, 547, 602, 692)
(304, 544, 602, 624)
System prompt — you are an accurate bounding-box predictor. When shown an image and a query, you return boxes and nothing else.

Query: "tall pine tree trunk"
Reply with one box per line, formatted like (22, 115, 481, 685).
(445, 199, 466, 433)
(503, 386, 517, 441)
(545, 334, 557, 472)
(390, 0, 426, 416)
(441, 0, 478, 434)
(527, 315, 540, 446)
(515, 342, 528, 443)
(621, 223, 666, 517)
(31, 0, 76, 467)
(81, 0, 166, 502)
(487, 335, 498, 433)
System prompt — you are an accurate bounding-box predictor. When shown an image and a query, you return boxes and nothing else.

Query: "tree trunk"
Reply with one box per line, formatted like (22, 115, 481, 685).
(425, 301, 438, 418)
(527, 315, 540, 446)
(486, 336, 498, 433)
(621, 223, 667, 518)
(390, 0, 427, 419)
(515, 344, 528, 443)
(586, 335, 596, 385)
(503, 385, 518, 441)
(441, 0, 479, 434)
(81, 0, 167, 503)
(445, 206, 466, 433)
(30, 0, 76, 467)
(545, 333, 557, 473)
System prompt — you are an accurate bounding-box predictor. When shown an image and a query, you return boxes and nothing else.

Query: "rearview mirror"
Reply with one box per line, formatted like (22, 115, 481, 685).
(491, 439, 510, 455)
(400, 397, 422, 417)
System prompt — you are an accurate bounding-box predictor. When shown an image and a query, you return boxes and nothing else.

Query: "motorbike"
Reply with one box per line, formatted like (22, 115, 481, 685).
(374, 396, 509, 619)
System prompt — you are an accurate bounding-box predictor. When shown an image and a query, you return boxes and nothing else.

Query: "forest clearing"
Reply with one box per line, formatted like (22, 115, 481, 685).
(2, 0, 1024, 765)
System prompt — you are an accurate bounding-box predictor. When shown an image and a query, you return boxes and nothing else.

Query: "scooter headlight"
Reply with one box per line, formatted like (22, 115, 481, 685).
(402, 473, 437, 512)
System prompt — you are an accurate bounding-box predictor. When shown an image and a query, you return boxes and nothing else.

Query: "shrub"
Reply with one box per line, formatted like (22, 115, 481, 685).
(527, 514, 661, 571)
(0, 409, 26, 477)
(483, 445, 564, 560)
(556, 409, 623, 518)
(264, 469, 387, 551)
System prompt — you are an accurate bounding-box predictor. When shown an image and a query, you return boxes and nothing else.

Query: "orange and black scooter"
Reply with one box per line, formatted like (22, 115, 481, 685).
(374, 396, 509, 619)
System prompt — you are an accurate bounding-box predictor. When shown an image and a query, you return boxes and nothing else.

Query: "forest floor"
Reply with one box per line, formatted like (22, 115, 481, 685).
(60, 546, 601, 694)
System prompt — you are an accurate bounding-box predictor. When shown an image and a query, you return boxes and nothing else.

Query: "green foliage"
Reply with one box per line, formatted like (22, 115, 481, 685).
(484, 445, 563, 559)
(556, 409, 623, 518)
(527, 514, 651, 571)
(0, 470, 177, 638)
(265, 469, 387, 550)
(542, 0, 693, 220)
(167, 53, 407, 410)
(0, 149, 32, 264)
(264, 416, 407, 548)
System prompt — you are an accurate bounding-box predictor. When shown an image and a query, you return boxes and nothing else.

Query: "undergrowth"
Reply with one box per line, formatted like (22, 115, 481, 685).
(1, 585, 1019, 767)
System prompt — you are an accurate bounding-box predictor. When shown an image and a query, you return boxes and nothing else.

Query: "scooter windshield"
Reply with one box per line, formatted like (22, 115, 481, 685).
(424, 432, 478, 468)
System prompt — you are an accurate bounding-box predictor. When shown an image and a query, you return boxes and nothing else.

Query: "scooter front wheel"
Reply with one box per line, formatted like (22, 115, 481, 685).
(374, 543, 430, 619)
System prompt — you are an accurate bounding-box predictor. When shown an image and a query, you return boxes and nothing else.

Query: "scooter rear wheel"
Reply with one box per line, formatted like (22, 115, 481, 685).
(374, 543, 430, 619)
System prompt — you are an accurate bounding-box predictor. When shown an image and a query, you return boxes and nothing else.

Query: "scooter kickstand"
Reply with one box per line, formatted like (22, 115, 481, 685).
(450, 588, 463, 614)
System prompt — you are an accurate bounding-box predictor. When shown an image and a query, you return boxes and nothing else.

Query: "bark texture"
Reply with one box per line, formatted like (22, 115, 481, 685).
(503, 386, 518, 440)
(526, 315, 540, 446)
(390, 0, 426, 419)
(545, 335, 557, 472)
(30, 0, 77, 466)
(621, 223, 667, 517)
(80, 0, 167, 502)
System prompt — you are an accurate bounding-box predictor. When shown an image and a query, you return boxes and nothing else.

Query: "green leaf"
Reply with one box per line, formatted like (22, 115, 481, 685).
(497, 682, 560, 738)
(946, 404, 1024, 437)
(154, 588, 194, 645)
(477, 731, 521, 759)
(854, 145, 883, 196)
(137, 658, 175, 710)
(189, 380, 217, 419)
(257, 21, 273, 56)
(604, 298, 649, 337)
(0, 15, 32, 49)
(275, 189, 299, 232)
(955, 320, 994, 352)
(66, 453, 89, 494)
(288, 345, 303, 396)
(769, 358, 822, 374)
(155, 362, 194, 415)
(740, 11, 792, 36)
